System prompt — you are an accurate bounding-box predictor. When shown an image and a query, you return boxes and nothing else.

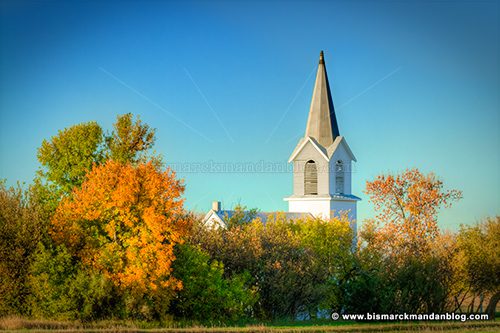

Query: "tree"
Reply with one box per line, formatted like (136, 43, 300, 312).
(356, 169, 463, 314)
(27, 244, 116, 320)
(50, 160, 188, 318)
(36, 114, 157, 196)
(297, 215, 355, 314)
(37, 122, 104, 193)
(105, 113, 156, 164)
(170, 244, 257, 322)
(350, 231, 458, 314)
(225, 205, 258, 228)
(0, 181, 44, 315)
(189, 207, 264, 278)
(364, 168, 462, 256)
(191, 212, 355, 320)
(456, 217, 500, 318)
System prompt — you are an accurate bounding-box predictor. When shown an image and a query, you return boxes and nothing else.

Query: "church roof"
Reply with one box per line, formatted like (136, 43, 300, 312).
(304, 51, 340, 148)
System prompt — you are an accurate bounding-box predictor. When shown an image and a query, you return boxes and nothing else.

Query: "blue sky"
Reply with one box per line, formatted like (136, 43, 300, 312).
(1, 0, 498, 230)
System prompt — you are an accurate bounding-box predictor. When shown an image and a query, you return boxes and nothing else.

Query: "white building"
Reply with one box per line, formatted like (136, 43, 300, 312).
(203, 51, 359, 228)
(284, 51, 360, 224)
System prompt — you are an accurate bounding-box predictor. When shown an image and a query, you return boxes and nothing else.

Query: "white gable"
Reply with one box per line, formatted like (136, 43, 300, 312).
(326, 136, 356, 162)
(202, 210, 226, 228)
(288, 136, 329, 163)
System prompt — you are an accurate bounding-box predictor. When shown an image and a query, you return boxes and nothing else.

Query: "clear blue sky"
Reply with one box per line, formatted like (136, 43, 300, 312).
(1, 0, 498, 230)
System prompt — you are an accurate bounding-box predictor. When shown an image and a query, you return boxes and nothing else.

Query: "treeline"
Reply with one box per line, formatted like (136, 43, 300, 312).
(0, 114, 498, 322)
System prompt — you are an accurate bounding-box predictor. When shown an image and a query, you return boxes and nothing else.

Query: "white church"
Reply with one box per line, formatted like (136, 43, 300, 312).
(203, 51, 360, 228)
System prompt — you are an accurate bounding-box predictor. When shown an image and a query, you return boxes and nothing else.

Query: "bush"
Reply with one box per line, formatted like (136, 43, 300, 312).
(191, 213, 355, 320)
(170, 244, 257, 322)
(0, 182, 44, 315)
(27, 244, 116, 320)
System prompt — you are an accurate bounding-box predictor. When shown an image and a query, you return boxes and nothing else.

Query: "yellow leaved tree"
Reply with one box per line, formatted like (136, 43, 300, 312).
(51, 160, 188, 307)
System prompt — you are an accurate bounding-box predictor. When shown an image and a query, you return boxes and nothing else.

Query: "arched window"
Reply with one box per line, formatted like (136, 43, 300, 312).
(304, 160, 318, 195)
(335, 160, 344, 193)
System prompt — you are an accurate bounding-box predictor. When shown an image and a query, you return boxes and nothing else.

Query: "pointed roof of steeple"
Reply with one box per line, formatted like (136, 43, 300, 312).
(304, 51, 340, 148)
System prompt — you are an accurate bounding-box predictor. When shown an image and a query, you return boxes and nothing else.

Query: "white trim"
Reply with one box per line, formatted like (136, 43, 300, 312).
(288, 136, 329, 163)
(202, 210, 226, 228)
(284, 196, 332, 202)
(327, 136, 357, 162)
(284, 195, 360, 202)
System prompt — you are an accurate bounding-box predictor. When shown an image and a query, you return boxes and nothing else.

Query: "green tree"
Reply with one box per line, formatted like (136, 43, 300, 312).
(297, 215, 355, 314)
(0, 181, 44, 315)
(36, 114, 157, 196)
(26, 114, 163, 319)
(27, 244, 116, 320)
(354, 225, 460, 314)
(37, 121, 104, 194)
(191, 212, 355, 320)
(341, 256, 391, 314)
(171, 244, 257, 322)
(105, 113, 156, 164)
(225, 205, 258, 228)
(457, 217, 500, 318)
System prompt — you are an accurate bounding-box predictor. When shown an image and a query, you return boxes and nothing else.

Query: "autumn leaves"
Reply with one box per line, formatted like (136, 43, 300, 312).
(364, 169, 462, 257)
(51, 161, 187, 293)
(1, 113, 497, 322)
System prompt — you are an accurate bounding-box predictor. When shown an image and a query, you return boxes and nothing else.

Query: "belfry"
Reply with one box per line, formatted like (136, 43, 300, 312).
(203, 51, 359, 229)
(284, 51, 360, 222)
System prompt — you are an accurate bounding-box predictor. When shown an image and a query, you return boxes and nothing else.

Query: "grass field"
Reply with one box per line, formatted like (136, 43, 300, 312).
(1, 317, 499, 333)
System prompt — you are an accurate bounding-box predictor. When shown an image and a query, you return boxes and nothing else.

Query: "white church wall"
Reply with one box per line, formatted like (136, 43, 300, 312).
(330, 142, 353, 195)
(292, 161, 305, 196)
(330, 200, 357, 222)
(288, 198, 332, 219)
(287, 197, 357, 223)
(292, 141, 330, 196)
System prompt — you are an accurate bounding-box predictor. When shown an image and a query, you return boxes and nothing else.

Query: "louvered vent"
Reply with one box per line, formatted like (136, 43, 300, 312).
(335, 160, 344, 193)
(304, 160, 318, 195)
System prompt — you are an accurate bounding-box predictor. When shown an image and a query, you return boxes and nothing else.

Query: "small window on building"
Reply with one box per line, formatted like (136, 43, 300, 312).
(304, 160, 318, 195)
(335, 160, 344, 194)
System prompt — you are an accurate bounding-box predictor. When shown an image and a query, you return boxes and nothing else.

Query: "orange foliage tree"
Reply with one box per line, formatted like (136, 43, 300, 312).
(51, 160, 187, 295)
(364, 168, 462, 256)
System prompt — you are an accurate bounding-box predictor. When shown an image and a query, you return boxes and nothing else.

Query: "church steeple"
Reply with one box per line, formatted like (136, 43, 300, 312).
(286, 50, 359, 223)
(304, 51, 340, 147)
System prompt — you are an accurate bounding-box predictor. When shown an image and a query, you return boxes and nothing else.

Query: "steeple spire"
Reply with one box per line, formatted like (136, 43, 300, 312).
(304, 50, 340, 147)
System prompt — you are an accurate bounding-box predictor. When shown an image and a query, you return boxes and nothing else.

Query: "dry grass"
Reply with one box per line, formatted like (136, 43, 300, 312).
(0, 316, 80, 330)
(0, 317, 499, 333)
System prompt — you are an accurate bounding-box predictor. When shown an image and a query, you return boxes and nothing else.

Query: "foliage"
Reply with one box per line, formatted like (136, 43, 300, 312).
(346, 235, 457, 314)
(37, 122, 104, 194)
(297, 214, 355, 311)
(51, 160, 187, 307)
(171, 244, 257, 321)
(4, 115, 499, 323)
(27, 244, 116, 321)
(191, 213, 355, 320)
(0, 181, 44, 315)
(105, 113, 156, 164)
(225, 205, 258, 228)
(36, 114, 157, 196)
(457, 217, 500, 296)
(364, 168, 462, 257)
(354, 169, 464, 315)
(456, 217, 500, 317)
